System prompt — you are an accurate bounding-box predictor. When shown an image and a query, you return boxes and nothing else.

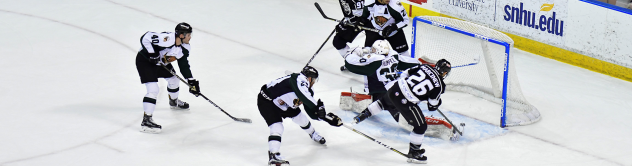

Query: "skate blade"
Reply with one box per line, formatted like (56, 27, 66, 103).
(407, 158, 427, 164)
(170, 106, 190, 110)
(140, 126, 161, 134)
(268, 161, 290, 166)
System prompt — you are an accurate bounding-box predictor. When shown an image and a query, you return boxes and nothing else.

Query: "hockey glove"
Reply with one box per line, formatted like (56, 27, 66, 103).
(427, 99, 442, 111)
(148, 55, 161, 65)
(357, 16, 369, 26)
(316, 99, 326, 120)
(188, 79, 201, 97)
(336, 17, 358, 32)
(381, 25, 398, 37)
(324, 113, 343, 127)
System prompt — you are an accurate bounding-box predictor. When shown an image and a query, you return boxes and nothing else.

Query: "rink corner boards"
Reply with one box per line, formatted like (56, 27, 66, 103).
(401, 1, 632, 82)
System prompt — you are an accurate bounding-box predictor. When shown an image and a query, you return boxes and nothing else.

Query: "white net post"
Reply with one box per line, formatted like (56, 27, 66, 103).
(411, 16, 541, 127)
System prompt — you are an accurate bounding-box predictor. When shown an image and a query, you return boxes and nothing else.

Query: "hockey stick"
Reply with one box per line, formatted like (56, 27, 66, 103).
(314, 2, 382, 33)
(305, 28, 336, 68)
(436, 109, 462, 135)
(342, 124, 409, 157)
(418, 57, 479, 69)
(283, 28, 336, 75)
(160, 65, 252, 123)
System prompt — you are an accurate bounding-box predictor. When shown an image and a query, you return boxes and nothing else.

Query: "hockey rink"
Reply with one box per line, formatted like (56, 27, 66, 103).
(1, 0, 631, 165)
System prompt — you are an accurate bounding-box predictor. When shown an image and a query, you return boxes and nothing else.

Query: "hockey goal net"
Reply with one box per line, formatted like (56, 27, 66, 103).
(411, 16, 541, 127)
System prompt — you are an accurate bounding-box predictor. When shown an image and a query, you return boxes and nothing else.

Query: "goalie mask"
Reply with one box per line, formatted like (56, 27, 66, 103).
(435, 59, 451, 79)
(371, 40, 390, 55)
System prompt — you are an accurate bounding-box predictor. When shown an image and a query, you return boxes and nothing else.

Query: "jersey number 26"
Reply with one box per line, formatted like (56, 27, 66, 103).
(406, 72, 434, 96)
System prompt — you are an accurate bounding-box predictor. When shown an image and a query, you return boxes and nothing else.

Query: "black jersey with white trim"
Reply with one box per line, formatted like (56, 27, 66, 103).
(339, 0, 365, 18)
(397, 64, 446, 107)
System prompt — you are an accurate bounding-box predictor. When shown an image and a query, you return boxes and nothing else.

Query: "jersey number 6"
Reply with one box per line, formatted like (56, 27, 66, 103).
(406, 73, 434, 96)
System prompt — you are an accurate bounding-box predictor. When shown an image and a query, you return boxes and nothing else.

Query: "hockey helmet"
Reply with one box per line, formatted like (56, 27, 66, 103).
(377, 0, 391, 5)
(435, 59, 451, 79)
(301, 66, 319, 79)
(301, 66, 319, 85)
(371, 40, 390, 55)
(175, 22, 192, 36)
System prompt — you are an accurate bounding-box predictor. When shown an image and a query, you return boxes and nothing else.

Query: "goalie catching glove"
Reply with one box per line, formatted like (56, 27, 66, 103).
(316, 99, 343, 127)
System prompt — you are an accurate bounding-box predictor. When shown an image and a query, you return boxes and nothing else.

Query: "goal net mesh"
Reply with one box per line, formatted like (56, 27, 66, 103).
(412, 16, 541, 127)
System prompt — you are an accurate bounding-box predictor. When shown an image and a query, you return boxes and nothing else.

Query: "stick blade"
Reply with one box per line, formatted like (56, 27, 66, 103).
(234, 118, 252, 123)
(314, 2, 332, 20)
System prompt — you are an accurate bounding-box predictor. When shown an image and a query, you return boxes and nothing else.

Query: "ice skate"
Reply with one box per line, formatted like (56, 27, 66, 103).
(406, 143, 427, 164)
(140, 113, 162, 134)
(340, 65, 347, 71)
(309, 131, 326, 145)
(169, 96, 189, 110)
(268, 151, 290, 166)
(353, 109, 372, 124)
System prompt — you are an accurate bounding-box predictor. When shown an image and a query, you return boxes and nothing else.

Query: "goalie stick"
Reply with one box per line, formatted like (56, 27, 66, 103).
(160, 65, 252, 123)
(343, 123, 409, 158)
(314, 2, 382, 34)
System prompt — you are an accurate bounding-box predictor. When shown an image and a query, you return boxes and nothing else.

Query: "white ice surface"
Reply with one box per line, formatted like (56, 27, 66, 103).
(0, 0, 631, 165)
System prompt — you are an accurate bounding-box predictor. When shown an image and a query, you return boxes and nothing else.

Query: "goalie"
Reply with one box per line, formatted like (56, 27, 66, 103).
(339, 40, 462, 142)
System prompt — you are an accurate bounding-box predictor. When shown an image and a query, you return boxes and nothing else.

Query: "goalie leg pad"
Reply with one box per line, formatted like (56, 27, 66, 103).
(339, 92, 372, 113)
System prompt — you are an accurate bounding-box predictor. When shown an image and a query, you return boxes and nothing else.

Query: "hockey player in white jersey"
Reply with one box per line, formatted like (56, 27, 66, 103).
(257, 66, 343, 166)
(343, 40, 419, 119)
(135, 22, 201, 134)
(353, 59, 452, 164)
(357, 0, 412, 57)
(342, 40, 462, 142)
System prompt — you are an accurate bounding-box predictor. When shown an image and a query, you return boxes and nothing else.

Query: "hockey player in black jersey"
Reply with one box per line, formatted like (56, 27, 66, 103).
(354, 59, 452, 164)
(358, 0, 412, 57)
(258, 66, 343, 166)
(135, 22, 201, 134)
(343, 40, 419, 120)
(333, 0, 364, 71)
